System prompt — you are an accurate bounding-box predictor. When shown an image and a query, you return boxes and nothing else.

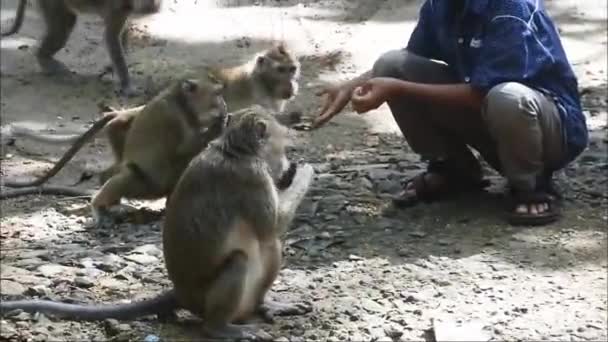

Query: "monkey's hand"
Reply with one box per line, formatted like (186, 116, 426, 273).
(258, 299, 313, 323)
(276, 162, 298, 190)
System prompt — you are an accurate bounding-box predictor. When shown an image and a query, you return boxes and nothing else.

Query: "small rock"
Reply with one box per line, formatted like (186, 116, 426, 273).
(25, 285, 51, 298)
(125, 253, 158, 265)
(74, 277, 95, 289)
(144, 334, 161, 342)
(132, 244, 163, 257)
(384, 324, 404, 340)
(274, 337, 290, 342)
(360, 298, 385, 313)
(37, 264, 66, 277)
(104, 318, 131, 336)
(437, 239, 452, 246)
(403, 294, 421, 303)
(348, 254, 363, 261)
(0, 280, 26, 296)
(97, 254, 125, 272)
(408, 230, 427, 238)
(99, 278, 125, 290)
(318, 231, 332, 239)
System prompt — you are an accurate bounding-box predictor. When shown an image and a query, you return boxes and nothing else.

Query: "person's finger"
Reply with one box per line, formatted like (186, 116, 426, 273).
(358, 82, 373, 94)
(315, 87, 329, 97)
(316, 94, 332, 117)
(312, 96, 347, 129)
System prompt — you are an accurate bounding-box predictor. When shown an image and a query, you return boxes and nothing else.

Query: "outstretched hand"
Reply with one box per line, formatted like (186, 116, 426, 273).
(351, 77, 397, 114)
(311, 84, 354, 129)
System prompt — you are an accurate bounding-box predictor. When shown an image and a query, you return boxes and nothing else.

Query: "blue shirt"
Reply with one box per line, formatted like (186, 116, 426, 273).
(406, 0, 588, 168)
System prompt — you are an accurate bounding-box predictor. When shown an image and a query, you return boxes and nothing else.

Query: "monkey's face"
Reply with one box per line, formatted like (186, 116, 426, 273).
(256, 48, 301, 100)
(180, 78, 227, 128)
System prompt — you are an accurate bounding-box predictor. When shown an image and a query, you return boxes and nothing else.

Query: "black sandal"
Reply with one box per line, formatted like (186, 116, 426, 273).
(392, 160, 490, 208)
(506, 176, 562, 226)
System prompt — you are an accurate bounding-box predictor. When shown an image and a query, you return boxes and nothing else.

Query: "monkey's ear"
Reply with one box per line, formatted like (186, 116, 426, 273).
(256, 56, 266, 66)
(182, 79, 199, 93)
(254, 120, 267, 139)
(276, 42, 287, 55)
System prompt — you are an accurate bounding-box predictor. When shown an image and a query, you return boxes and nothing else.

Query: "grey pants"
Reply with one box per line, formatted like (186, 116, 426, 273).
(372, 49, 565, 191)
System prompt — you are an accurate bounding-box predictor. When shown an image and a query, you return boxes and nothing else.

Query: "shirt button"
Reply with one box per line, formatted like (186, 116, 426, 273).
(458, 38, 464, 44)
(464, 77, 470, 82)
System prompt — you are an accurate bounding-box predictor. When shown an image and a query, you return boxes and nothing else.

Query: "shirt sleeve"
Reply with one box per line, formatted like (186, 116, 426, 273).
(405, 1, 439, 60)
(469, 2, 556, 92)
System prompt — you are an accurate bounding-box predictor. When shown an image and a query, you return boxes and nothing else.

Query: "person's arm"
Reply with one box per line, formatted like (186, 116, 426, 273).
(386, 81, 484, 113)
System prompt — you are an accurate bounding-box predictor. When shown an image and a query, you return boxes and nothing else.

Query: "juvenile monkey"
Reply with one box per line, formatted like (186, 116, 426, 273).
(1, 0, 162, 96)
(0, 108, 314, 338)
(163, 106, 314, 340)
(208, 43, 301, 114)
(1, 75, 228, 229)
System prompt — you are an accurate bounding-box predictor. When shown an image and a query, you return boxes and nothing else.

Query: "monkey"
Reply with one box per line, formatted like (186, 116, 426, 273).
(1, 0, 162, 97)
(3, 45, 301, 189)
(206, 43, 301, 114)
(162, 105, 315, 340)
(1, 74, 228, 230)
(0, 108, 313, 338)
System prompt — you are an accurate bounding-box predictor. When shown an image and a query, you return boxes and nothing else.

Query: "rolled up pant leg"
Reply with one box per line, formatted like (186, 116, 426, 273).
(482, 82, 565, 191)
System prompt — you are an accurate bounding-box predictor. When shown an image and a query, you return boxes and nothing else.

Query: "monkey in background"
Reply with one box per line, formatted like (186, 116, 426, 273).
(1, 0, 162, 97)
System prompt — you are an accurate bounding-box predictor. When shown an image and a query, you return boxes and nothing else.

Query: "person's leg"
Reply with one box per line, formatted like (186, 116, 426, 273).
(371, 49, 492, 205)
(482, 82, 566, 225)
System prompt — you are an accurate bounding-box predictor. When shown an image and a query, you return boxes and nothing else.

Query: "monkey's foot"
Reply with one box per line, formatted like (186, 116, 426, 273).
(37, 57, 72, 76)
(258, 299, 312, 323)
(202, 323, 272, 341)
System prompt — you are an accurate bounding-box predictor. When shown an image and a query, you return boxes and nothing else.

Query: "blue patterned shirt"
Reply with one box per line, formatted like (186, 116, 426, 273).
(406, 0, 588, 168)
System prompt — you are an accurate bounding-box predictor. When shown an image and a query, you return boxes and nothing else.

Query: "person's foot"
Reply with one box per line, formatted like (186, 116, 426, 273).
(507, 183, 561, 226)
(392, 162, 490, 208)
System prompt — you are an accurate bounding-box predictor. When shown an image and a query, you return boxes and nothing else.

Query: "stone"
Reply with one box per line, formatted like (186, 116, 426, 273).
(132, 244, 163, 257)
(0, 280, 26, 296)
(74, 277, 95, 289)
(37, 264, 67, 277)
(125, 254, 158, 265)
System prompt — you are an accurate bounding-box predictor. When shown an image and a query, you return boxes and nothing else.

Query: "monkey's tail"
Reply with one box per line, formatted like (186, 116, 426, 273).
(3, 115, 115, 188)
(1, 0, 26, 37)
(0, 186, 95, 200)
(0, 290, 178, 321)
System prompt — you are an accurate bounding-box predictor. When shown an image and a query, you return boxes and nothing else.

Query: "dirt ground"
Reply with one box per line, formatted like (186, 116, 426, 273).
(0, 0, 606, 341)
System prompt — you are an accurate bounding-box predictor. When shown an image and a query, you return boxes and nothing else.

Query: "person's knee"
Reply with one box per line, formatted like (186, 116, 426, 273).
(483, 82, 541, 128)
(372, 49, 408, 78)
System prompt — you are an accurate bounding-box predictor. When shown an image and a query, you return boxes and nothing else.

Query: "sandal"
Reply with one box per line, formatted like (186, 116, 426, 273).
(392, 160, 490, 208)
(507, 177, 562, 226)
